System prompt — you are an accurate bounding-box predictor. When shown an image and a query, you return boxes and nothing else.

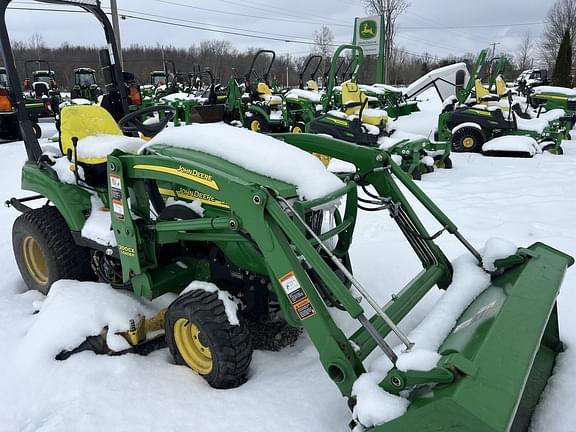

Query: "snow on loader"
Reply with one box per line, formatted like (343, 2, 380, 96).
(2, 2, 574, 431)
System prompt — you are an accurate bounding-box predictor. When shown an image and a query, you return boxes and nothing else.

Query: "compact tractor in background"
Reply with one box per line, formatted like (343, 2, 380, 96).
(22, 59, 61, 118)
(70, 67, 101, 102)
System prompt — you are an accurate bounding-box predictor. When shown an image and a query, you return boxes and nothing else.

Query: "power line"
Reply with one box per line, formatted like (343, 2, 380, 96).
(150, 0, 352, 28)
(399, 21, 544, 30)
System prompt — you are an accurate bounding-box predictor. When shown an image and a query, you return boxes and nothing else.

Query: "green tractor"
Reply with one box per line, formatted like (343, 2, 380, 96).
(23, 59, 61, 119)
(528, 86, 576, 126)
(70, 67, 101, 102)
(4, 3, 574, 432)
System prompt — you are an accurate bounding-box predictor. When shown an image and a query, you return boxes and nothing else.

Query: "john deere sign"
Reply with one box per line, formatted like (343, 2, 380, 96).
(354, 15, 382, 55)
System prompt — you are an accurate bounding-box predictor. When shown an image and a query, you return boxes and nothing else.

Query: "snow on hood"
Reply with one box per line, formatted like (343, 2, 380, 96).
(516, 116, 550, 134)
(532, 86, 576, 97)
(482, 136, 542, 156)
(285, 88, 322, 103)
(141, 122, 344, 201)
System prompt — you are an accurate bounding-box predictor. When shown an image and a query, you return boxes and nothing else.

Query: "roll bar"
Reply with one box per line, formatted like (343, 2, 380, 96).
(0, 0, 127, 162)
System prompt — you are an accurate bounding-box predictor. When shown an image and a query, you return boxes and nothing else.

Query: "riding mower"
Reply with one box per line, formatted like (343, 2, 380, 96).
(309, 45, 450, 178)
(529, 86, 576, 126)
(70, 67, 101, 102)
(234, 49, 289, 133)
(282, 55, 324, 132)
(436, 51, 571, 156)
(2, 3, 574, 432)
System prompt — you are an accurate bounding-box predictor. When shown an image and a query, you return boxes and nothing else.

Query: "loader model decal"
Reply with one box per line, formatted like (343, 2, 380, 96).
(133, 164, 220, 190)
(359, 20, 377, 40)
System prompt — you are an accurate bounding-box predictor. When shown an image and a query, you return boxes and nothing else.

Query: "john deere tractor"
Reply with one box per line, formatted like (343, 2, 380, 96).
(70, 67, 101, 102)
(23, 59, 61, 118)
(3, 3, 574, 432)
(0, 66, 41, 140)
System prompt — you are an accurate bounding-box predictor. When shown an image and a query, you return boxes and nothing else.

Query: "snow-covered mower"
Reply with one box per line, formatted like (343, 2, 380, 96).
(515, 69, 549, 95)
(70, 67, 101, 102)
(236, 49, 289, 132)
(529, 86, 576, 127)
(432, 50, 571, 157)
(310, 45, 447, 179)
(3, 3, 575, 431)
(281, 55, 323, 132)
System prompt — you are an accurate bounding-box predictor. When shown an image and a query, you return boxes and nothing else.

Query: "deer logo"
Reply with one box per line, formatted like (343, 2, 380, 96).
(359, 20, 377, 39)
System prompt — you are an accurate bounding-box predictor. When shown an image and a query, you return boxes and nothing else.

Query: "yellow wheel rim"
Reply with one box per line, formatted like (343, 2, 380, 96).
(434, 159, 445, 169)
(462, 137, 475, 149)
(22, 236, 48, 285)
(174, 318, 213, 375)
(292, 125, 303, 133)
(250, 119, 261, 132)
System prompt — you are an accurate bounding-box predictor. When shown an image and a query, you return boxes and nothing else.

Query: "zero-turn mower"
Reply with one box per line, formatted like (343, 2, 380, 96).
(3, 2, 574, 432)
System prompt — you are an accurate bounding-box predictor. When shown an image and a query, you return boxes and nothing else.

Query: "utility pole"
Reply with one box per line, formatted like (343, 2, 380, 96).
(110, 0, 124, 71)
(490, 42, 501, 59)
(384, 0, 389, 83)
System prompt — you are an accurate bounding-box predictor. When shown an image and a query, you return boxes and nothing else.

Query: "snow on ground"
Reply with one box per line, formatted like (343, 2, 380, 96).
(0, 95, 575, 431)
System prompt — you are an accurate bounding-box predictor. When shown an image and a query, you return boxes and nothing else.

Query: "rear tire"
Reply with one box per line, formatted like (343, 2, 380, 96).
(452, 127, 484, 153)
(542, 143, 563, 155)
(291, 121, 306, 133)
(31, 122, 42, 139)
(12, 206, 95, 294)
(434, 155, 453, 169)
(165, 289, 252, 389)
(247, 113, 270, 133)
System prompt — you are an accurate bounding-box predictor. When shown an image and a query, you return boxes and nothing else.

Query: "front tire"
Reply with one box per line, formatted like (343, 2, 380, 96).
(452, 127, 484, 153)
(165, 289, 252, 389)
(12, 206, 95, 294)
(247, 113, 270, 133)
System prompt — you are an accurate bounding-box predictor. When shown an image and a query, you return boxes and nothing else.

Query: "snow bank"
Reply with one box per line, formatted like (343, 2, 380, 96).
(181, 281, 240, 325)
(141, 123, 344, 201)
(482, 136, 541, 156)
(352, 250, 494, 429)
(76, 134, 145, 159)
(81, 195, 116, 246)
(17, 280, 157, 361)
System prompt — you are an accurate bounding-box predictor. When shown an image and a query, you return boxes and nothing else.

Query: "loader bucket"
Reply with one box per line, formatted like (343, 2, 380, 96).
(372, 242, 573, 432)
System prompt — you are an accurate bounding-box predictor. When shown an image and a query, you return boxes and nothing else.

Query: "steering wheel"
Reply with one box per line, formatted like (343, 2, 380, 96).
(118, 105, 176, 138)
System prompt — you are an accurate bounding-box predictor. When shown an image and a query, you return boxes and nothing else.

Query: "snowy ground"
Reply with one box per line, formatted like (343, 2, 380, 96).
(0, 103, 575, 431)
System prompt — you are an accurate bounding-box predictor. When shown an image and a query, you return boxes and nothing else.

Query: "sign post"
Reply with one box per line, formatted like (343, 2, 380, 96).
(353, 15, 386, 83)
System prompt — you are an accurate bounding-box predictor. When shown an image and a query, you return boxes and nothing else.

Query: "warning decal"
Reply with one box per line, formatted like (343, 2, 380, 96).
(279, 272, 316, 320)
(110, 174, 124, 219)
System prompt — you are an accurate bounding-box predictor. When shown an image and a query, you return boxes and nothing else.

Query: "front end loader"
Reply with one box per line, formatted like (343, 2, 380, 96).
(1, 2, 573, 431)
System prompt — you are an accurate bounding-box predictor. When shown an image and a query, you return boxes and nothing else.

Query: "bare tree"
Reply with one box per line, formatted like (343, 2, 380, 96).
(27, 33, 45, 60)
(313, 25, 335, 78)
(516, 33, 533, 72)
(363, 0, 410, 82)
(540, 0, 576, 69)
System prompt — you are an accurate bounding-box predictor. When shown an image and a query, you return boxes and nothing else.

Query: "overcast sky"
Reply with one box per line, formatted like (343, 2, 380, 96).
(5, 0, 551, 65)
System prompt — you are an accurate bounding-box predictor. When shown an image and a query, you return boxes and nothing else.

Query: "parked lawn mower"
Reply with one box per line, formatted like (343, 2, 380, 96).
(2, 3, 574, 432)
(70, 67, 101, 102)
(529, 86, 576, 126)
(309, 44, 450, 178)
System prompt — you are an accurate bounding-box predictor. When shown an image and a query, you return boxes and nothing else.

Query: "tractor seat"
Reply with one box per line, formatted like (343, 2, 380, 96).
(495, 76, 510, 98)
(59, 105, 144, 184)
(474, 79, 500, 102)
(256, 82, 282, 105)
(306, 80, 319, 91)
(342, 80, 388, 127)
